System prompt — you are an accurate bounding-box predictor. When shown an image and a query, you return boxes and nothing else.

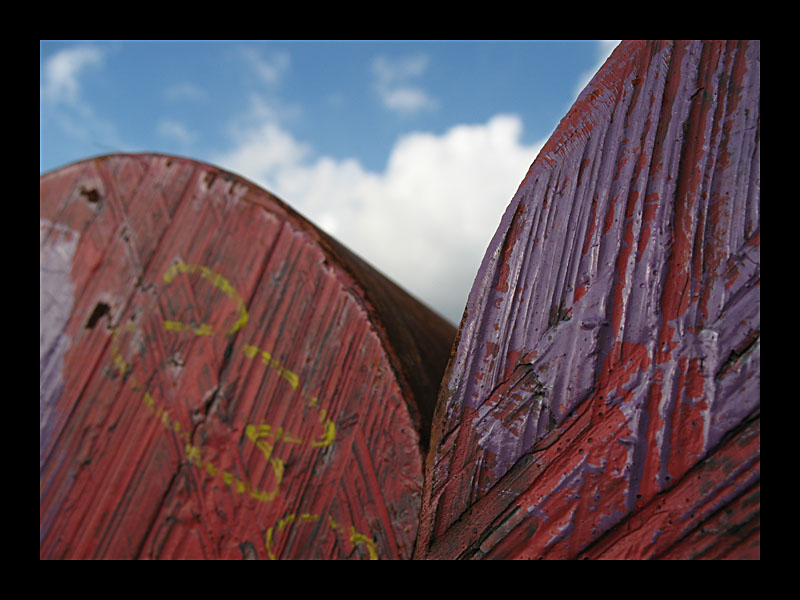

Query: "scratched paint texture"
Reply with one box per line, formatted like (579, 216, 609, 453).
(414, 40, 759, 559)
(39, 154, 455, 559)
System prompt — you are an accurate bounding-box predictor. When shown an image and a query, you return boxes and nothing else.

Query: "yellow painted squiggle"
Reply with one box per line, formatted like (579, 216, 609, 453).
(240, 342, 337, 449)
(102, 259, 352, 554)
(265, 511, 379, 560)
(107, 327, 279, 503)
(162, 260, 249, 335)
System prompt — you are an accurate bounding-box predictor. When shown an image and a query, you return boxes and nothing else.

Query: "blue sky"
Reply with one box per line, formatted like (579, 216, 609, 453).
(40, 40, 619, 325)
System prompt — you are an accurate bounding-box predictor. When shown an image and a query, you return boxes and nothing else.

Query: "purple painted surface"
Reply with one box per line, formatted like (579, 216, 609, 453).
(40, 219, 79, 467)
(450, 40, 759, 469)
(416, 40, 760, 559)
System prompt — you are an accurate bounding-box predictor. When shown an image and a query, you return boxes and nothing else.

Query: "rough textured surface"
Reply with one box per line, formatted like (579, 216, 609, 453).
(40, 154, 456, 559)
(414, 40, 760, 560)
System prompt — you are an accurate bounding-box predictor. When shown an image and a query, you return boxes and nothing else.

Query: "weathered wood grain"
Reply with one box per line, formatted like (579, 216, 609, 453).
(413, 40, 760, 560)
(40, 154, 456, 559)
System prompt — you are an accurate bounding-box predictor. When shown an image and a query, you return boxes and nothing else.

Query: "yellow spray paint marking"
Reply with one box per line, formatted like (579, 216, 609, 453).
(242, 344, 300, 390)
(106, 325, 327, 508)
(349, 527, 379, 561)
(265, 511, 378, 560)
(103, 261, 342, 515)
(244, 420, 319, 462)
(161, 260, 249, 336)
(241, 342, 337, 450)
(107, 332, 281, 504)
(311, 417, 336, 448)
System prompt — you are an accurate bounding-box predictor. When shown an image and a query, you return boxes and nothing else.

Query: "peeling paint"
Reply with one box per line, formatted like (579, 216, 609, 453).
(415, 40, 759, 560)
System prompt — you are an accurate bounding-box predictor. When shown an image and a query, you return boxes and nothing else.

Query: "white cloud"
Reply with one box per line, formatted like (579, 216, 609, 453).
(381, 86, 438, 114)
(214, 113, 542, 324)
(372, 54, 429, 84)
(241, 47, 291, 86)
(41, 45, 104, 109)
(215, 119, 312, 189)
(372, 54, 438, 115)
(40, 44, 126, 154)
(242, 91, 303, 126)
(156, 118, 198, 145)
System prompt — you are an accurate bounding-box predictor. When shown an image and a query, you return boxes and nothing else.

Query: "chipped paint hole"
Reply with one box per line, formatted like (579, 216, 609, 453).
(80, 187, 100, 204)
(715, 330, 760, 380)
(86, 302, 111, 329)
(203, 171, 217, 189)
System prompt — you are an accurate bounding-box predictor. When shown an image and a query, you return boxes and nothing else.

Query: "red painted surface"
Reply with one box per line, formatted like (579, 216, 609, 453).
(40, 154, 456, 559)
(414, 41, 759, 560)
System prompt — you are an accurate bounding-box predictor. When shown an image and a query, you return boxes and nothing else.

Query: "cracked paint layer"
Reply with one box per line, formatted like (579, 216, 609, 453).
(415, 40, 759, 560)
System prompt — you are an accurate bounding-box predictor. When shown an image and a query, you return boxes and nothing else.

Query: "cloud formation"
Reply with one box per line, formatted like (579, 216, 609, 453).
(372, 54, 438, 115)
(156, 118, 199, 145)
(41, 41, 611, 325)
(40, 44, 124, 154)
(214, 111, 542, 323)
(41, 45, 104, 108)
(241, 48, 291, 86)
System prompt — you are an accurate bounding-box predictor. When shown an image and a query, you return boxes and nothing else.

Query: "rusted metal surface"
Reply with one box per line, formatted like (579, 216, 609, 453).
(413, 40, 760, 559)
(40, 153, 456, 559)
